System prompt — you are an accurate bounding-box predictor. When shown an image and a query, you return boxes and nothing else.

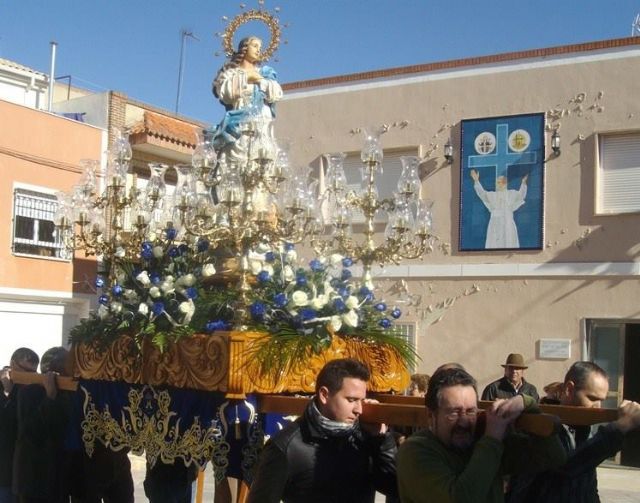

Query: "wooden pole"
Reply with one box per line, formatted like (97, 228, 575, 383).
(9, 370, 78, 391)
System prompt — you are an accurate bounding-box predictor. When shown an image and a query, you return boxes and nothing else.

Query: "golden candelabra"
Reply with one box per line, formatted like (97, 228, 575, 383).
(312, 128, 434, 287)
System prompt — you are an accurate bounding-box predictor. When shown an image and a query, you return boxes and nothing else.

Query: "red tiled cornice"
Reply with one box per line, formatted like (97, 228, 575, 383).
(130, 110, 201, 148)
(283, 37, 640, 91)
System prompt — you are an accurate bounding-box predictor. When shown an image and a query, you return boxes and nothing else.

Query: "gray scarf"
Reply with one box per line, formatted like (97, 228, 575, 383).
(309, 400, 357, 437)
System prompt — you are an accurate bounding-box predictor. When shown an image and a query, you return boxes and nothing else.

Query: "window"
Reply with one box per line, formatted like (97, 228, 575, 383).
(597, 132, 640, 214)
(395, 322, 417, 373)
(12, 188, 65, 258)
(341, 149, 419, 223)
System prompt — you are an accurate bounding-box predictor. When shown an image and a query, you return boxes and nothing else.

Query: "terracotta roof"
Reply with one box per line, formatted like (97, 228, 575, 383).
(283, 37, 640, 91)
(0, 57, 46, 77)
(130, 110, 201, 148)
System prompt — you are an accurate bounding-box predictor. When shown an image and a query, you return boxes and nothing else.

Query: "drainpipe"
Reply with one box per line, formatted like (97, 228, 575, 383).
(47, 41, 57, 112)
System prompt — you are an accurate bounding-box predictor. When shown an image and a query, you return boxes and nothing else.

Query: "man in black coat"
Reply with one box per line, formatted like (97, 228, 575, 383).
(507, 361, 640, 502)
(482, 353, 539, 402)
(247, 358, 398, 503)
(0, 348, 39, 503)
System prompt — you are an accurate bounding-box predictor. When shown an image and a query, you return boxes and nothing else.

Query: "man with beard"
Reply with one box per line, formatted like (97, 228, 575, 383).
(507, 361, 640, 502)
(397, 367, 566, 503)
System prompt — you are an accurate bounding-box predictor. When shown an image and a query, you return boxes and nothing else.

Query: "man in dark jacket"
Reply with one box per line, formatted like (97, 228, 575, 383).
(0, 348, 39, 503)
(12, 347, 72, 503)
(507, 361, 640, 502)
(482, 353, 539, 402)
(247, 358, 398, 503)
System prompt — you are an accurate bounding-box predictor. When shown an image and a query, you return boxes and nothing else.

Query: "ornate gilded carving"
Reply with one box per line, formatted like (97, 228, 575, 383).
(73, 331, 409, 395)
(142, 334, 229, 390)
(73, 336, 142, 384)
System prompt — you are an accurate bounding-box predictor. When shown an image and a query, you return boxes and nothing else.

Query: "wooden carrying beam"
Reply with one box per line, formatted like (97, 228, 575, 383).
(9, 370, 78, 391)
(371, 394, 619, 426)
(257, 395, 619, 437)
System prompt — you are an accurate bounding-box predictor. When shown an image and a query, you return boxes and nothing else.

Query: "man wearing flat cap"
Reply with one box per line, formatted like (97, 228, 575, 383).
(482, 353, 539, 402)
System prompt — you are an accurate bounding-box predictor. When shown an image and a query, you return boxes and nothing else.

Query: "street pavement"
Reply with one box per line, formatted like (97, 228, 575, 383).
(130, 454, 639, 502)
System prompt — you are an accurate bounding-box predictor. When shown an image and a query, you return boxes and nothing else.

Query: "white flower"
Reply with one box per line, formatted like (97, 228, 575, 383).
(202, 263, 216, 277)
(110, 302, 123, 314)
(179, 300, 196, 324)
(283, 265, 295, 282)
(179, 300, 195, 315)
(323, 280, 335, 295)
(310, 294, 328, 310)
(123, 289, 138, 301)
(342, 309, 359, 328)
(114, 247, 126, 258)
(255, 243, 271, 253)
(136, 271, 151, 287)
(153, 246, 164, 258)
(148, 231, 158, 241)
(291, 290, 309, 307)
(345, 295, 359, 310)
(329, 315, 342, 332)
(138, 303, 149, 316)
(178, 273, 196, 287)
(329, 253, 344, 266)
(262, 264, 274, 276)
(250, 260, 263, 275)
(98, 305, 109, 319)
(160, 280, 175, 294)
(285, 250, 297, 263)
(149, 286, 162, 299)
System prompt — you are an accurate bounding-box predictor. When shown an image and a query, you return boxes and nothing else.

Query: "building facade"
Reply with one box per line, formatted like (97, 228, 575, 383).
(276, 37, 640, 433)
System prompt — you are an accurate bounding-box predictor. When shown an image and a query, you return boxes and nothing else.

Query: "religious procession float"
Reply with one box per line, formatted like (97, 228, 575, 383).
(36, 2, 438, 490)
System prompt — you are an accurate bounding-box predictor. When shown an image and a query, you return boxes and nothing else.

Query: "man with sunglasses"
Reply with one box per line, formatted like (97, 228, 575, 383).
(397, 367, 566, 503)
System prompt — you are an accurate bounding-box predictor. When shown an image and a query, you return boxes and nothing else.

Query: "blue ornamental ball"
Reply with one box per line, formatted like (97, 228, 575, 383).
(359, 286, 374, 302)
(342, 257, 353, 267)
(197, 239, 210, 252)
(168, 246, 180, 258)
(150, 272, 161, 285)
(95, 276, 105, 288)
(257, 270, 271, 283)
(165, 227, 178, 240)
(186, 287, 198, 299)
(265, 251, 276, 262)
(98, 294, 109, 305)
(309, 258, 324, 272)
(391, 307, 402, 319)
(250, 302, 266, 320)
(333, 298, 346, 312)
(141, 247, 153, 260)
(341, 269, 352, 281)
(300, 307, 317, 321)
(273, 292, 287, 308)
(374, 302, 387, 312)
(152, 302, 165, 316)
(284, 243, 295, 251)
(378, 318, 391, 329)
(111, 284, 123, 297)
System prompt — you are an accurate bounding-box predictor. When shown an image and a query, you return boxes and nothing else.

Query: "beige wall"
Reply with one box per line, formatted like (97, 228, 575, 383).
(0, 98, 103, 293)
(276, 48, 640, 391)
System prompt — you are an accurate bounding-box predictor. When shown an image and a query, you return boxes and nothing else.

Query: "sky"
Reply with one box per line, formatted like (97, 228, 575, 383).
(0, 0, 639, 126)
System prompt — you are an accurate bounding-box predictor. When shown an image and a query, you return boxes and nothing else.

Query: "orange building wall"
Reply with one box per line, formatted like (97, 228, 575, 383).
(0, 99, 104, 293)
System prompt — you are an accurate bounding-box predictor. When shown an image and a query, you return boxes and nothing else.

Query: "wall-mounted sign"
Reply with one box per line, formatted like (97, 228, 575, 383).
(538, 338, 571, 359)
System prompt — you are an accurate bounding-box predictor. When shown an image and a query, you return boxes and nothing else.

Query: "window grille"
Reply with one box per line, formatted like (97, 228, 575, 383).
(12, 189, 65, 259)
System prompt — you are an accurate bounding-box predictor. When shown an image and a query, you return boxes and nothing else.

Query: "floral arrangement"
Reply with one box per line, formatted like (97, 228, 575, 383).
(70, 234, 416, 373)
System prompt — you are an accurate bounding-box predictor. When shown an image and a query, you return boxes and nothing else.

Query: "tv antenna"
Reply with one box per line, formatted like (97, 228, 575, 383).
(632, 13, 640, 37)
(175, 29, 200, 114)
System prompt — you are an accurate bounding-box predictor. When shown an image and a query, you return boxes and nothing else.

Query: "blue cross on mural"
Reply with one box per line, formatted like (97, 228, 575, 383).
(467, 123, 537, 182)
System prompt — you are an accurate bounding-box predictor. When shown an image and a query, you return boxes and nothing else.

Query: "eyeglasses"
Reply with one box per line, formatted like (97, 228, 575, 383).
(442, 408, 479, 421)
